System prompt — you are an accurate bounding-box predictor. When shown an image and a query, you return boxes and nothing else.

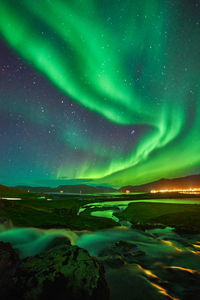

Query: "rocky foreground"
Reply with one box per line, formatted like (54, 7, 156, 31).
(0, 241, 109, 300)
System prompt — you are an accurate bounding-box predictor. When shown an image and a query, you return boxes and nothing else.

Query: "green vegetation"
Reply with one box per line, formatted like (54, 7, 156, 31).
(1, 191, 200, 233)
(0, 198, 116, 231)
(115, 202, 200, 232)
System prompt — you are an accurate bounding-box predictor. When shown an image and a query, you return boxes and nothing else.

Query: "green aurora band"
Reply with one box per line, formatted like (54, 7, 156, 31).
(0, 0, 200, 186)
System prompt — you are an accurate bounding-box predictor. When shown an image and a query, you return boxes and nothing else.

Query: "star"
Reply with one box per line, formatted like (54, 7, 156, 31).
(131, 130, 135, 135)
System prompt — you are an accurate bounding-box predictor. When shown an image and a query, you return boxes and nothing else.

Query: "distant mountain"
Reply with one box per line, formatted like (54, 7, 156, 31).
(0, 184, 27, 195)
(56, 184, 116, 194)
(119, 175, 200, 192)
(16, 184, 117, 194)
(13, 174, 200, 194)
(16, 186, 53, 193)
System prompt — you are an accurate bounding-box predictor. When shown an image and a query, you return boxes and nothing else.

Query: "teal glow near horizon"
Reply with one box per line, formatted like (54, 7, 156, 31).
(0, 0, 200, 187)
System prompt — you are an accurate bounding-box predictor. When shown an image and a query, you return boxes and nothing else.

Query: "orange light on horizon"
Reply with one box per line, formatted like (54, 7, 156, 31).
(150, 187, 200, 194)
(126, 189, 130, 194)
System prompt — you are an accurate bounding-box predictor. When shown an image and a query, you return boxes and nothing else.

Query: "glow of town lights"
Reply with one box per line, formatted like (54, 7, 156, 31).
(150, 188, 200, 194)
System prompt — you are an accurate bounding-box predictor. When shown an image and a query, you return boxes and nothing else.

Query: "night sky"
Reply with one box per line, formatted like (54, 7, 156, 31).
(0, 0, 200, 187)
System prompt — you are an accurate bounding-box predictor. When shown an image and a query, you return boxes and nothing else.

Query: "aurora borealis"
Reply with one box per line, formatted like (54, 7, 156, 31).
(0, 0, 200, 187)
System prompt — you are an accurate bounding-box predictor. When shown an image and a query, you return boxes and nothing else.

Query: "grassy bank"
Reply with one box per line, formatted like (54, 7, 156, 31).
(114, 202, 200, 232)
(0, 198, 116, 231)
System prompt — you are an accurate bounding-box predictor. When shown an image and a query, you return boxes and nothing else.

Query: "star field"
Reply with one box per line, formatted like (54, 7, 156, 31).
(0, 0, 200, 187)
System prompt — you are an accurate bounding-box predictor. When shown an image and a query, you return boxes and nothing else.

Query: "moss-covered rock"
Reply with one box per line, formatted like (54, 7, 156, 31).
(0, 241, 109, 300)
(98, 240, 145, 267)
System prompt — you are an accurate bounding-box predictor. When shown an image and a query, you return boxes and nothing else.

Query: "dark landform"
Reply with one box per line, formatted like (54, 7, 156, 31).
(1, 182, 200, 299)
(0, 241, 109, 300)
(0, 184, 28, 196)
(16, 184, 117, 194)
(120, 174, 200, 192)
(0, 198, 116, 231)
(114, 202, 200, 234)
(14, 174, 200, 194)
(1, 181, 200, 232)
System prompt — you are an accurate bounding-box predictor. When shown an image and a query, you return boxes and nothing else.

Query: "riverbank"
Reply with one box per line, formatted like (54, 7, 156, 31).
(114, 202, 200, 233)
(0, 197, 116, 231)
(1, 194, 200, 232)
(1, 194, 200, 299)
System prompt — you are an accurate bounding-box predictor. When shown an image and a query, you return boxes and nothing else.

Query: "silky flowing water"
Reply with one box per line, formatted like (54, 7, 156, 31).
(1, 199, 200, 299)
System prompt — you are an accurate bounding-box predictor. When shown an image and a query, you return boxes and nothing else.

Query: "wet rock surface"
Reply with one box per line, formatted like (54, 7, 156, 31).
(152, 264, 200, 300)
(98, 240, 145, 267)
(0, 216, 13, 230)
(0, 241, 109, 300)
(0, 241, 19, 299)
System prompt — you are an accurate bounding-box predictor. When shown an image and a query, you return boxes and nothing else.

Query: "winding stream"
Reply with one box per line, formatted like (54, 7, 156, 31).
(1, 198, 200, 299)
(78, 198, 200, 222)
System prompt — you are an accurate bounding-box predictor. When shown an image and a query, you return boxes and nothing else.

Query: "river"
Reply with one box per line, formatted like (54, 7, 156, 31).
(1, 198, 200, 299)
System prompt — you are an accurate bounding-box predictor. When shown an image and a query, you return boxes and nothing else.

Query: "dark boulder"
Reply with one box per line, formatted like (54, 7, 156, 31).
(0, 242, 20, 299)
(0, 241, 109, 300)
(0, 216, 13, 230)
(99, 240, 145, 267)
(0, 241, 19, 274)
